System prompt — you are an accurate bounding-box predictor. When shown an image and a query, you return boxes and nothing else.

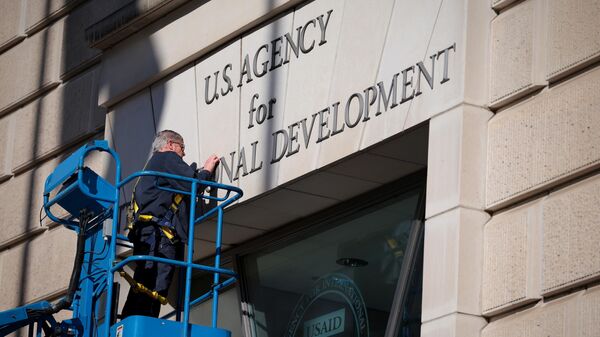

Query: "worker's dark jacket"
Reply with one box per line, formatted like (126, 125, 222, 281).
(134, 151, 211, 242)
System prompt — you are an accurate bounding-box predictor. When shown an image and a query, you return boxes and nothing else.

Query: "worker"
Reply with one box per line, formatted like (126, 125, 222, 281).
(121, 130, 220, 318)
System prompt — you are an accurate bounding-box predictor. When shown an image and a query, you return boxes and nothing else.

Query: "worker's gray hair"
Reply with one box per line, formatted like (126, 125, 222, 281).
(152, 130, 184, 152)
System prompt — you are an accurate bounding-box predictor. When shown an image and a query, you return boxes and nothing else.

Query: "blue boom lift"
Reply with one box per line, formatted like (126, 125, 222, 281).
(0, 140, 243, 337)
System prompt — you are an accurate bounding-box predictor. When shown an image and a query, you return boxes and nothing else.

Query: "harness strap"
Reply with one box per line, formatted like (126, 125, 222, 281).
(119, 270, 168, 305)
(136, 212, 177, 241)
(171, 193, 183, 212)
(127, 159, 185, 241)
(127, 160, 150, 231)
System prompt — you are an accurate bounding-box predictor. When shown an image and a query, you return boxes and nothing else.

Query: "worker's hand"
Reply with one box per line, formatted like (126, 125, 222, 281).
(203, 154, 220, 173)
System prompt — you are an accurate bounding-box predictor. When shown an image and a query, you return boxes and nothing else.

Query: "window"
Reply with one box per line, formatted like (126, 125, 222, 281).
(240, 178, 425, 337)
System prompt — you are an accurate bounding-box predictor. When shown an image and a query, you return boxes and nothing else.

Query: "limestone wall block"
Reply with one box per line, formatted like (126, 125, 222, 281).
(24, 0, 83, 34)
(0, 227, 76, 309)
(0, 20, 63, 116)
(546, 0, 600, 81)
(12, 67, 101, 172)
(482, 285, 600, 337)
(61, 0, 124, 77)
(0, 158, 61, 248)
(426, 105, 493, 218)
(0, 0, 26, 53)
(482, 200, 542, 316)
(486, 66, 600, 210)
(482, 296, 569, 337)
(489, 0, 546, 109)
(422, 208, 489, 321)
(577, 285, 600, 336)
(542, 174, 600, 295)
(0, 115, 16, 181)
(484, 173, 600, 307)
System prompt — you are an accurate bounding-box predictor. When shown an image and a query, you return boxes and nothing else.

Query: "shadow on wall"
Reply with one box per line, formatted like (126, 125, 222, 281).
(104, 35, 163, 191)
(16, 0, 54, 323)
(9, 1, 162, 335)
(262, 0, 280, 195)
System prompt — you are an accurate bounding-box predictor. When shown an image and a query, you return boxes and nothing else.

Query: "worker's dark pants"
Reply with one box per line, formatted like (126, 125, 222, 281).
(122, 224, 183, 319)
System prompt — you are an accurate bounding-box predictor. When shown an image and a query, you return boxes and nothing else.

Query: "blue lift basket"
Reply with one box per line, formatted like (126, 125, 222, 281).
(0, 140, 243, 337)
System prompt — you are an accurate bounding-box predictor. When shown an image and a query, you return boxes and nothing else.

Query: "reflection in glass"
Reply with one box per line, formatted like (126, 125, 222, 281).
(242, 187, 424, 337)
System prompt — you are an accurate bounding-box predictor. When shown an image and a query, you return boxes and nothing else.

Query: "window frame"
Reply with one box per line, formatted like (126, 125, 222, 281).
(225, 169, 427, 337)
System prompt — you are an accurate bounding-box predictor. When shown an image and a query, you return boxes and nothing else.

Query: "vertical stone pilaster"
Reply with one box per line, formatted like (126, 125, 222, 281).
(424, 102, 492, 335)
(426, 106, 493, 219)
(423, 208, 489, 321)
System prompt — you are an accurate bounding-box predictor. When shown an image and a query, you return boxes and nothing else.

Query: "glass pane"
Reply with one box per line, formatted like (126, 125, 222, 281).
(396, 233, 423, 337)
(242, 188, 423, 337)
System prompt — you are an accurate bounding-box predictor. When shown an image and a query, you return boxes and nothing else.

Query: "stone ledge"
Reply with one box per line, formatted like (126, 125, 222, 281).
(0, 227, 47, 252)
(482, 285, 600, 336)
(0, 35, 26, 55)
(0, 83, 61, 120)
(0, 157, 61, 247)
(0, 0, 25, 53)
(0, 227, 77, 308)
(0, 114, 15, 179)
(546, 0, 600, 82)
(85, 0, 189, 50)
(98, 0, 304, 108)
(10, 67, 103, 173)
(24, 0, 85, 35)
(486, 66, 600, 210)
(0, 21, 64, 117)
(491, 0, 523, 12)
(60, 0, 131, 80)
(483, 173, 600, 316)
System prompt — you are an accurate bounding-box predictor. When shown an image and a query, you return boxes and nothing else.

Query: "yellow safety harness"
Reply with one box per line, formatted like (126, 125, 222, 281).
(131, 193, 183, 241)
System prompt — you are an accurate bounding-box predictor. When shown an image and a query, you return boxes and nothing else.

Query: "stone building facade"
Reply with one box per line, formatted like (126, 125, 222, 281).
(0, 0, 599, 337)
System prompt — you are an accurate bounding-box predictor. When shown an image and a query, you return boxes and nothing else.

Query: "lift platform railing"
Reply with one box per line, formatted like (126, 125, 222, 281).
(39, 140, 243, 337)
(114, 171, 243, 328)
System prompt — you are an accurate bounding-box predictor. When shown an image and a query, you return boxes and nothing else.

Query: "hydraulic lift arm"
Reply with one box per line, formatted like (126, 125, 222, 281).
(0, 140, 243, 337)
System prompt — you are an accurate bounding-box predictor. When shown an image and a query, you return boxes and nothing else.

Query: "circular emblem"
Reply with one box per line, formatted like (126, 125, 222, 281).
(284, 273, 369, 337)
